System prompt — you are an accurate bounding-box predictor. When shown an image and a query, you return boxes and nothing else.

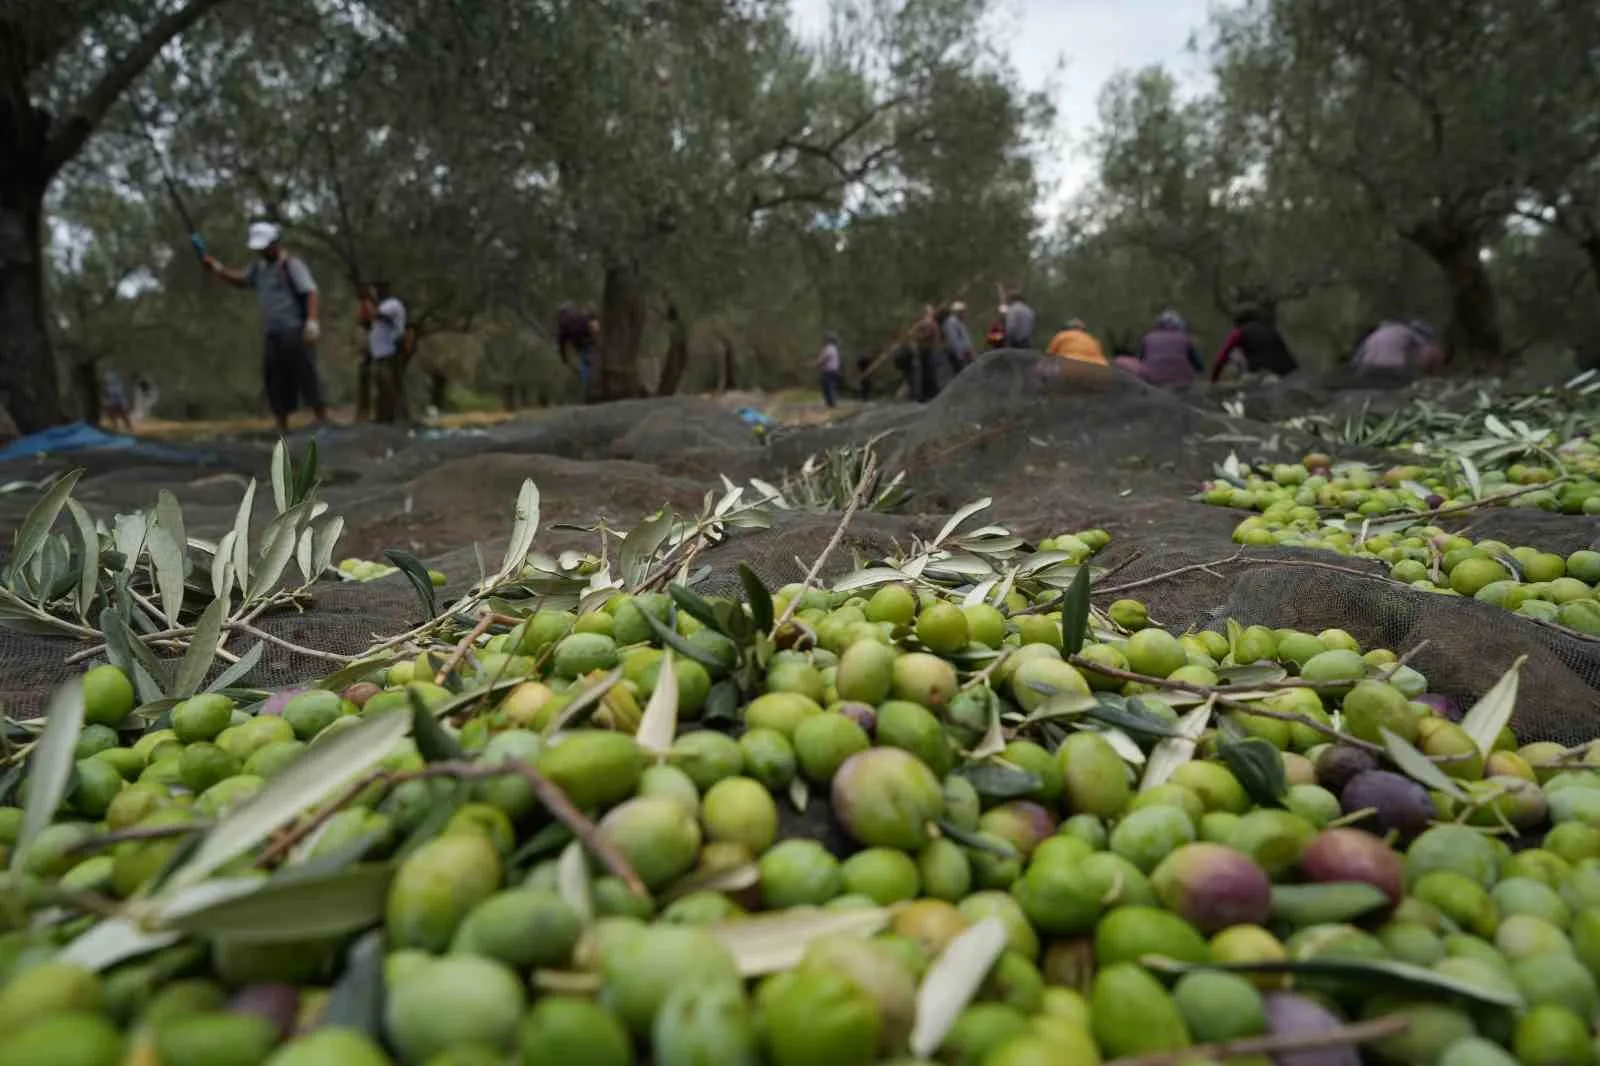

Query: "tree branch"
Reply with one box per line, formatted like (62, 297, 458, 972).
(43, 0, 232, 177)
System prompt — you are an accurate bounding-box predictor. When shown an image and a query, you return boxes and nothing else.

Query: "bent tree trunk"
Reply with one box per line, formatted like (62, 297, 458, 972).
(0, 178, 63, 434)
(656, 299, 689, 398)
(598, 261, 647, 402)
(1407, 221, 1505, 372)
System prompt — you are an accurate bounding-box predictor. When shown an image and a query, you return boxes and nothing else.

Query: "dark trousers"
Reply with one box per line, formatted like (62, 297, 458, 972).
(372, 357, 403, 423)
(263, 333, 324, 423)
(916, 349, 941, 402)
(821, 370, 841, 407)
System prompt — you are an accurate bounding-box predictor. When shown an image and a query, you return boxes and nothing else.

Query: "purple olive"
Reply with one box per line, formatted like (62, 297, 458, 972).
(833, 701, 878, 736)
(1264, 993, 1361, 1066)
(258, 688, 310, 717)
(1413, 693, 1461, 722)
(1314, 744, 1378, 795)
(1339, 770, 1435, 839)
(228, 983, 300, 1042)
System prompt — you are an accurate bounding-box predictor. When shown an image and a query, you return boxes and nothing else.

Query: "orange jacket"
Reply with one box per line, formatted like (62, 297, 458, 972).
(1047, 328, 1108, 366)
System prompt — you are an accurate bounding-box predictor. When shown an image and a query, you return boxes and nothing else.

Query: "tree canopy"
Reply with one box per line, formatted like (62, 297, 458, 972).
(6, 0, 1600, 428)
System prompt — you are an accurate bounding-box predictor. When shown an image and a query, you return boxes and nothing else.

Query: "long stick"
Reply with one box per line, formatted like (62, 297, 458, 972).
(126, 96, 205, 259)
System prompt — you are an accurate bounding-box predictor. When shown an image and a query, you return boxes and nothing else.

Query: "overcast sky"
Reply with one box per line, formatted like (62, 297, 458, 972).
(788, 0, 1217, 212)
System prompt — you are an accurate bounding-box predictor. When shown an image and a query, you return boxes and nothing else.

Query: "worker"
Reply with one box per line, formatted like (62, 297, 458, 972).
(202, 222, 328, 434)
(942, 302, 976, 374)
(1003, 291, 1036, 349)
(1046, 318, 1108, 366)
(1131, 310, 1203, 387)
(1209, 307, 1298, 382)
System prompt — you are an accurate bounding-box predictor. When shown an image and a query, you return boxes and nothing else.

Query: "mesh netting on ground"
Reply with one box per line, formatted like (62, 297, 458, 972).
(1, 352, 1596, 742)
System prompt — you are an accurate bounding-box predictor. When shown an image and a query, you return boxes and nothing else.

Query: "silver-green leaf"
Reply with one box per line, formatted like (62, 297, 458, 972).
(165, 864, 394, 942)
(499, 479, 541, 578)
(163, 708, 411, 892)
(1459, 656, 1525, 759)
(6, 469, 83, 584)
(13, 678, 84, 868)
(173, 597, 227, 698)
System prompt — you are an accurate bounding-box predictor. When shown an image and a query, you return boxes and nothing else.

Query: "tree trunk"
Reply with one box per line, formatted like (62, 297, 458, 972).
(598, 260, 647, 402)
(719, 336, 736, 393)
(70, 358, 100, 425)
(0, 176, 65, 433)
(656, 300, 690, 397)
(1407, 221, 1505, 372)
(1579, 236, 1600, 371)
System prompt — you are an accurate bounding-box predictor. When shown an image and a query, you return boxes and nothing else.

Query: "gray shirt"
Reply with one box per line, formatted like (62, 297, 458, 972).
(246, 256, 317, 338)
(1005, 301, 1035, 348)
(943, 315, 973, 358)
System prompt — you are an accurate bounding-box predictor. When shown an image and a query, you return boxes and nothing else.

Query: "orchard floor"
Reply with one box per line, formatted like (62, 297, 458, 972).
(1, 352, 1596, 741)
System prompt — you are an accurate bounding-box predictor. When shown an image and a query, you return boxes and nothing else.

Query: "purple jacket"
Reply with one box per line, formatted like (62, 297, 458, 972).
(1138, 328, 1201, 386)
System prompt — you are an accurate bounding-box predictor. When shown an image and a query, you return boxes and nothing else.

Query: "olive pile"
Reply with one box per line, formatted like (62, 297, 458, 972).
(1197, 454, 1600, 635)
(0, 531, 1597, 1066)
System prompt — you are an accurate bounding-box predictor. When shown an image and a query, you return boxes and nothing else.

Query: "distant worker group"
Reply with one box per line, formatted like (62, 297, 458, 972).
(818, 291, 1444, 405)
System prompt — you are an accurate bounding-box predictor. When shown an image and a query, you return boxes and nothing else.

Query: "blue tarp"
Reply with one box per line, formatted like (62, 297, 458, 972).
(736, 406, 777, 431)
(0, 422, 215, 465)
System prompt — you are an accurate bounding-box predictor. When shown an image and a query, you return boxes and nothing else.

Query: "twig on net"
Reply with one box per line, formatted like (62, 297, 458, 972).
(229, 622, 357, 664)
(1092, 551, 1246, 597)
(1104, 1014, 1407, 1066)
(1376, 639, 1433, 680)
(771, 450, 879, 633)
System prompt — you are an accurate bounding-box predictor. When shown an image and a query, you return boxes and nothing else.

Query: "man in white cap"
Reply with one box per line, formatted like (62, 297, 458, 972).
(204, 222, 328, 433)
(942, 300, 975, 374)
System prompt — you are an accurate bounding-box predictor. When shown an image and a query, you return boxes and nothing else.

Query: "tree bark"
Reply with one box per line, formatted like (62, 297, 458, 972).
(598, 260, 647, 402)
(656, 299, 690, 397)
(0, 176, 64, 434)
(1406, 220, 1505, 372)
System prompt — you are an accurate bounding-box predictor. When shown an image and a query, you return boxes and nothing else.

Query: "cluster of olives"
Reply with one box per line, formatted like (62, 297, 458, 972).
(1, 533, 1598, 1066)
(1202, 453, 1600, 518)
(337, 559, 448, 585)
(1195, 455, 1600, 635)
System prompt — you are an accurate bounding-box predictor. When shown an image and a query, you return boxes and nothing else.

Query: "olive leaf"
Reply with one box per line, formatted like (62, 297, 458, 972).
(541, 668, 625, 736)
(1140, 699, 1214, 792)
(507, 822, 574, 868)
(788, 775, 809, 812)
(408, 688, 463, 762)
(710, 907, 890, 978)
(60, 916, 183, 972)
(319, 930, 387, 1037)
(937, 820, 1019, 859)
(166, 864, 394, 941)
(1380, 727, 1468, 801)
(1270, 882, 1391, 927)
(292, 438, 319, 507)
(252, 503, 311, 599)
(64, 498, 100, 618)
(909, 916, 1009, 1058)
(1143, 956, 1521, 1009)
(203, 642, 265, 695)
(173, 597, 226, 698)
(230, 481, 255, 597)
(661, 862, 760, 904)
(956, 760, 1041, 800)
(500, 479, 541, 578)
(557, 841, 594, 927)
(5, 468, 83, 585)
(969, 692, 1007, 760)
(1459, 656, 1525, 759)
(1218, 736, 1287, 805)
(830, 566, 910, 593)
(13, 678, 84, 868)
(932, 497, 993, 547)
(1086, 696, 1181, 740)
(164, 708, 410, 892)
(384, 549, 438, 620)
(636, 651, 678, 755)
(1060, 564, 1092, 656)
(667, 584, 723, 634)
(100, 607, 168, 702)
(270, 439, 292, 514)
(703, 680, 741, 727)
(641, 611, 730, 671)
(146, 523, 187, 629)
(619, 509, 674, 590)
